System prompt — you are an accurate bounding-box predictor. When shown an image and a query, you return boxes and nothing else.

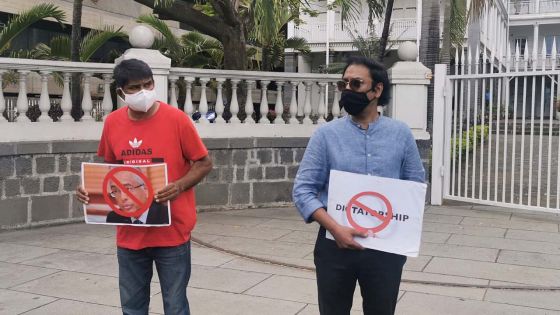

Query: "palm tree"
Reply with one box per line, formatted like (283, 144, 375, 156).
(137, 14, 223, 68)
(0, 3, 66, 55)
(133, 0, 386, 70)
(71, 0, 84, 120)
(378, 0, 394, 62)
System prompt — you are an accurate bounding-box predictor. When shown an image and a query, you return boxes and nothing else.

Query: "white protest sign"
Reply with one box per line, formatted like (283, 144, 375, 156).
(326, 170, 427, 257)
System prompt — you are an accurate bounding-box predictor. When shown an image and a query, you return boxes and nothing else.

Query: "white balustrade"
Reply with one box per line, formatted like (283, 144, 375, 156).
(60, 72, 73, 122)
(317, 82, 326, 124)
(259, 80, 270, 124)
(215, 78, 225, 123)
(331, 82, 341, 119)
(289, 81, 299, 124)
(198, 78, 209, 123)
(168, 75, 178, 107)
(0, 70, 5, 123)
(184, 77, 194, 118)
(230, 79, 241, 123)
(273, 81, 284, 124)
(302, 81, 313, 124)
(102, 74, 113, 120)
(81, 73, 93, 121)
(38, 71, 51, 122)
(244, 80, 255, 124)
(16, 71, 30, 122)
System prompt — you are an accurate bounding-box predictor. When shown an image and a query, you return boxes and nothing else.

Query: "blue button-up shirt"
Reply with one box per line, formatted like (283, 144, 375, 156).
(293, 115, 426, 223)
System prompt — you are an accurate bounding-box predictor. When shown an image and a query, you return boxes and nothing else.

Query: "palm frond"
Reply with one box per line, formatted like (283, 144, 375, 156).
(285, 37, 310, 54)
(80, 26, 127, 62)
(451, 0, 467, 46)
(364, 0, 386, 27)
(0, 3, 66, 54)
(137, 14, 181, 53)
(49, 36, 71, 60)
(331, 0, 361, 28)
(468, 0, 494, 21)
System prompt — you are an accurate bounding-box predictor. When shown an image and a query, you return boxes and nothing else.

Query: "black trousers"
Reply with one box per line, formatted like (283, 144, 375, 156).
(314, 227, 406, 315)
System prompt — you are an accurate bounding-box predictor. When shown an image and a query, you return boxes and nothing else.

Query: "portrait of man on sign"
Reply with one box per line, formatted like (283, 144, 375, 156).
(81, 163, 170, 226)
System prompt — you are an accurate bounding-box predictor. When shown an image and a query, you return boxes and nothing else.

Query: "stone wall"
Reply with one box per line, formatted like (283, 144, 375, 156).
(0, 138, 431, 230)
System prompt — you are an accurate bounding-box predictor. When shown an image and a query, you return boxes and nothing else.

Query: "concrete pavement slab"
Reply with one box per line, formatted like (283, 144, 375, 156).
(0, 243, 60, 263)
(255, 219, 319, 233)
(422, 221, 507, 237)
(396, 292, 560, 315)
(399, 282, 487, 300)
(275, 230, 317, 245)
(505, 229, 560, 243)
(401, 270, 490, 286)
(460, 216, 559, 232)
(0, 262, 59, 289)
(0, 288, 56, 315)
(424, 257, 560, 286)
(208, 236, 314, 259)
(220, 258, 315, 279)
(196, 212, 272, 227)
(194, 222, 292, 241)
(149, 288, 307, 315)
(11, 271, 160, 307)
(221, 207, 302, 221)
(426, 206, 513, 219)
(497, 250, 560, 269)
(250, 254, 315, 269)
(423, 213, 464, 224)
(36, 223, 115, 238)
(189, 265, 271, 293)
(18, 250, 117, 275)
(421, 231, 451, 243)
(1, 233, 115, 255)
(191, 245, 236, 267)
(485, 288, 560, 311)
(21, 299, 123, 315)
(403, 255, 432, 272)
(244, 274, 318, 304)
(447, 234, 560, 255)
(420, 243, 500, 262)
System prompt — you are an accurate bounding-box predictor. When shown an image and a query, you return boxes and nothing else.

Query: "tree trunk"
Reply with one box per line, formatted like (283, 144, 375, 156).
(378, 0, 394, 62)
(71, 0, 83, 121)
(420, 0, 440, 136)
(440, 0, 452, 68)
(221, 25, 247, 70)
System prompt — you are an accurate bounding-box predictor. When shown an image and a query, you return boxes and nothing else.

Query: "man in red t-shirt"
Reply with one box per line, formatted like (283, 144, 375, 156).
(77, 58, 212, 315)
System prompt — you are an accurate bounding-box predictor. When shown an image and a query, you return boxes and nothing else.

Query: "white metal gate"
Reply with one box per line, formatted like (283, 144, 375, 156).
(432, 47, 560, 212)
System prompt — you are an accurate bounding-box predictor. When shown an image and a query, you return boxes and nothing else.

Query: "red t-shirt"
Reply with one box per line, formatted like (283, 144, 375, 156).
(98, 102, 208, 250)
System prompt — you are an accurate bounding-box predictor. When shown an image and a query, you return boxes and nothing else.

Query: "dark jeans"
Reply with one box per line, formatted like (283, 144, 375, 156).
(314, 227, 406, 315)
(117, 241, 191, 315)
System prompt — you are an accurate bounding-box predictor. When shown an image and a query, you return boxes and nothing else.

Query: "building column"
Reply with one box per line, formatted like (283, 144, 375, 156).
(533, 23, 540, 61)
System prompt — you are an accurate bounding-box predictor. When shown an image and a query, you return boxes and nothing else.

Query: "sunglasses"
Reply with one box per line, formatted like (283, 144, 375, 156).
(336, 79, 366, 92)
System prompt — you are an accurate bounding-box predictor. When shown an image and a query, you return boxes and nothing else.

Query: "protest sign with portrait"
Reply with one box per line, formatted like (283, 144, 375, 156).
(81, 163, 171, 226)
(327, 170, 427, 257)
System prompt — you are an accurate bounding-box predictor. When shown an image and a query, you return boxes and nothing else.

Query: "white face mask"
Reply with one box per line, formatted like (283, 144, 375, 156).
(119, 88, 157, 112)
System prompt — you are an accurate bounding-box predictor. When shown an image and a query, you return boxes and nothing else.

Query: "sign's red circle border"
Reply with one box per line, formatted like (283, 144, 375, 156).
(102, 166, 154, 218)
(345, 191, 393, 234)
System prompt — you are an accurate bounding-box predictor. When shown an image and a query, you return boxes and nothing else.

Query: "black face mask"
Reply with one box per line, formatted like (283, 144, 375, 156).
(339, 90, 373, 116)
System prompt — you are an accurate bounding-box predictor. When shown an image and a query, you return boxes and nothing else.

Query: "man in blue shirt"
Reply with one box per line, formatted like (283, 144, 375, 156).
(293, 56, 425, 315)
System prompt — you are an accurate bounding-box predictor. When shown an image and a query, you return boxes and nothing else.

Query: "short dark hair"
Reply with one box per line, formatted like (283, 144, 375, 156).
(342, 56, 392, 106)
(113, 58, 153, 88)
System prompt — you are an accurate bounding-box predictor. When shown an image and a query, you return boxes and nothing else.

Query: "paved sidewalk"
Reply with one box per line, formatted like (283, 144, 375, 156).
(1, 205, 560, 314)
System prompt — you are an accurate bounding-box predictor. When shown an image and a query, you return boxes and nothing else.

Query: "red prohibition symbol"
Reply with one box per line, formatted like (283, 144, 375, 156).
(102, 166, 154, 218)
(345, 191, 393, 234)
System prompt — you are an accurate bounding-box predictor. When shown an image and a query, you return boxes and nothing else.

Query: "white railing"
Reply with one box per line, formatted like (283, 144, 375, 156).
(434, 43, 560, 212)
(0, 57, 345, 141)
(293, 18, 417, 44)
(509, 0, 560, 14)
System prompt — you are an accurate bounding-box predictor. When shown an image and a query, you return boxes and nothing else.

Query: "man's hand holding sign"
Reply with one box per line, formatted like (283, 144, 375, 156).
(327, 170, 427, 257)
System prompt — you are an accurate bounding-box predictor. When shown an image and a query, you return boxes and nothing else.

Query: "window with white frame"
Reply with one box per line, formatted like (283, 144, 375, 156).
(545, 35, 560, 56)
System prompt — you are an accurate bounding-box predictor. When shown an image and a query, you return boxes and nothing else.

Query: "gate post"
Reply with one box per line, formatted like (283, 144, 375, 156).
(431, 64, 448, 205)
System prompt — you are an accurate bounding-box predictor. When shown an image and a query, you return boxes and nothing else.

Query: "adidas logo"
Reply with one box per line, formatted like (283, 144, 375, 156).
(129, 138, 142, 148)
